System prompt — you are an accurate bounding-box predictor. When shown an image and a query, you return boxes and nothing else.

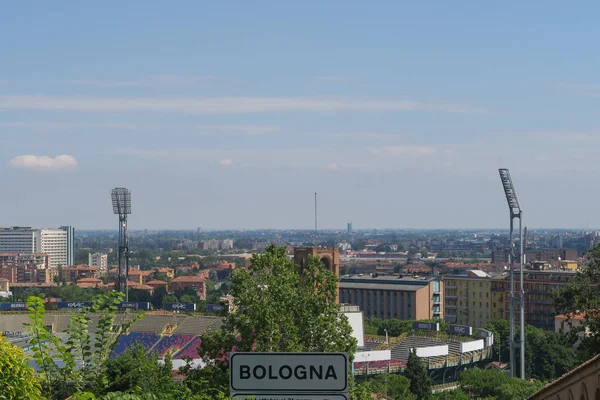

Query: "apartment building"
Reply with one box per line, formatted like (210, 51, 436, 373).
(0, 226, 74, 268)
(444, 269, 578, 330)
(339, 274, 442, 320)
(88, 252, 108, 271)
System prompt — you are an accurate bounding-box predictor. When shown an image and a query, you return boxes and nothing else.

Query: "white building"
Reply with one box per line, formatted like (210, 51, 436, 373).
(89, 252, 108, 271)
(0, 227, 72, 268)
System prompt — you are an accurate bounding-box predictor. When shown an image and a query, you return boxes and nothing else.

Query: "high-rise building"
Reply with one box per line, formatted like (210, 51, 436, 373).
(0, 227, 36, 253)
(60, 226, 75, 266)
(0, 226, 70, 268)
(347, 222, 353, 235)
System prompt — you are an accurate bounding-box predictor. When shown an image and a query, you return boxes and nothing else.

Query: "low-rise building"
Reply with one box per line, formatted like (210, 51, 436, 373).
(338, 274, 442, 320)
(63, 265, 99, 282)
(170, 276, 207, 299)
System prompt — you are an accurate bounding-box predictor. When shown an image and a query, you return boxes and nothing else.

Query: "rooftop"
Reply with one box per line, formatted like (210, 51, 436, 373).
(171, 276, 206, 283)
(339, 281, 425, 291)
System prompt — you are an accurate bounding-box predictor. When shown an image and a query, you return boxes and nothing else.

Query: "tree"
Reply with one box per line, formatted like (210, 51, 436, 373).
(0, 333, 43, 400)
(553, 242, 600, 359)
(430, 388, 470, 400)
(196, 244, 357, 395)
(377, 319, 412, 337)
(103, 345, 180, 396)
(364, 374, 415, 400)
(404, 349, 432, 400)
(25, 292, 143, 399)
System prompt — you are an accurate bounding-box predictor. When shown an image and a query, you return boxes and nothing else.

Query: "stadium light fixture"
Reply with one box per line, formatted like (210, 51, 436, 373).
(498, 168, 525, 380)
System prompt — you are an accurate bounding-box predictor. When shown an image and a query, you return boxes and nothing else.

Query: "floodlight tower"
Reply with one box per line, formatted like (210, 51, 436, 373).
(498, 169, 525, 379)
(111, 188, 131, 301)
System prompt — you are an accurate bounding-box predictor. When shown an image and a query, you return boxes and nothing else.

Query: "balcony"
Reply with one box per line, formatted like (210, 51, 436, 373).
(445, 285, 456, 289)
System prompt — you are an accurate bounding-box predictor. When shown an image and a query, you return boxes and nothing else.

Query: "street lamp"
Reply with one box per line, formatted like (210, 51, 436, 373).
(498, 169, 525, 379)
(111, 188, 131, 301)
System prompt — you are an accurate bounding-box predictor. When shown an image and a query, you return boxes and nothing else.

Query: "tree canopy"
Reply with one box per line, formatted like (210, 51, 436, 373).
(553, 242, 600, 359)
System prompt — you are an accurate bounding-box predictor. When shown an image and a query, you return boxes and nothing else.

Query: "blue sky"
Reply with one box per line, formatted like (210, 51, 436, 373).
(1, 1, 600, 229)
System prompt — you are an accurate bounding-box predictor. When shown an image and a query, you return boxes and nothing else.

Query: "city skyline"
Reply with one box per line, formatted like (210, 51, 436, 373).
(2, 2, 600, 229)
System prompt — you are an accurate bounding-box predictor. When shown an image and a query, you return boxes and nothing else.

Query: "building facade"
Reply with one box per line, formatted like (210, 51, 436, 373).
(60, 226, 75, 266)
(0, 227, 72, 268)
(339, 275, 442, 320)
(444, 269, 577, 330)
(444, 271, 494, 328)
(89, 252, 108, 271)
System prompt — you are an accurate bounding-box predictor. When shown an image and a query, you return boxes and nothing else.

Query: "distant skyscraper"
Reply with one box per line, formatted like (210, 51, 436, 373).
(347, 222, 353, 235)
(60, 226, 75, 266)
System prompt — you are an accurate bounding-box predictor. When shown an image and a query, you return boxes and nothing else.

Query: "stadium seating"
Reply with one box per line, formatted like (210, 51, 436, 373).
(151, 334, 193, 357)
(173, 316, 221, 335)
(173, 337, 202, 359)
(110, 332, 161, 358)
(130, 315, 174, 333)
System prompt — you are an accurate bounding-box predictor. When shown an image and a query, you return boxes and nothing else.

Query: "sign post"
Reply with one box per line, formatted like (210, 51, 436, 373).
(230, 352, 348, 398)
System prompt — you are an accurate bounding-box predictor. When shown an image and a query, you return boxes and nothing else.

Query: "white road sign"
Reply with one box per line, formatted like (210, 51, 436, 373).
(230, 352, 348, 393)
(233, 394, 348, 400)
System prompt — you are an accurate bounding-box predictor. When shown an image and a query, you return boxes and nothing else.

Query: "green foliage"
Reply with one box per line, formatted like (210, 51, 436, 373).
(430, 388, 470, 400)
(458, 369, 545, 400)
(103, 344, 177, 395)
(363, 374, 415, 400)
(199, 244, 356, 356)
(0, 333, 44, 400)
(553, 242, 600, 359)
(195, 244, 357, 397)
(484, 319, 578, 380)
(25, 291, 144, 399)
(404, 349, 432, 400)
(376, 319, 413, 336)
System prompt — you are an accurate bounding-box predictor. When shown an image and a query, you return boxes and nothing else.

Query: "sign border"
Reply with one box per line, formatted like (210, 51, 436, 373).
(229, 352, 348, 393)
(232, 393, 349, 400)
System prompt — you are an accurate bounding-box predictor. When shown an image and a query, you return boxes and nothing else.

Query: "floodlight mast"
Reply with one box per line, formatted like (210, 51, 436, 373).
(498, 169, 525, 379)
(111, 188, 131, 302)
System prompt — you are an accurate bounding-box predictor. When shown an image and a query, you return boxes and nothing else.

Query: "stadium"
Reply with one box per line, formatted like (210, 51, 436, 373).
(1, 302, 493, 385)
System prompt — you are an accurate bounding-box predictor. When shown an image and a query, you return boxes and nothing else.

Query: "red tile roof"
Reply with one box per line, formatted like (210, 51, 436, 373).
(171, 276, 206, 283)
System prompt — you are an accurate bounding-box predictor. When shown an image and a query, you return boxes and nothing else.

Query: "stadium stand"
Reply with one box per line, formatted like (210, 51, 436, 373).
(151, 334, 194, 357)
(173, 336, 202, 359)
(173, 316, 221, 335)
(110, 332, 161, 358)
(129, 315, 175, 333)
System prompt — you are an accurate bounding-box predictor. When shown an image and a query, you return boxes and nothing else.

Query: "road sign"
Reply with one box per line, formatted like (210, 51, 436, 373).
(233, 394, 348, 400)
(230, 352, 348, 393)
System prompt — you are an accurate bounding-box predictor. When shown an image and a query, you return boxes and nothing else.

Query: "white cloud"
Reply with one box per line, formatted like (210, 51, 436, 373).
(327, 163, 339, 171)
(8, 155, 78, 171)
(0, 95, 488, 115)
(69, 74, 221, 88)
(220, 159, 233, 167)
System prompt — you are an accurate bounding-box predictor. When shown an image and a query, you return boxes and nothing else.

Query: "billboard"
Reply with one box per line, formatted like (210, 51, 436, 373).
(56, 302, 93, 309)
(450, 324, 473, 336)
(414, 345, 448, 358)
(412, 321, 439, 331)
(164, 302, 196, 311)
(354, 350, 391, 363)
(119, 302, 151, 310)
(460, 339, 484, 353)
(206, 304, 224, 313)
(0, 302, 27, 310)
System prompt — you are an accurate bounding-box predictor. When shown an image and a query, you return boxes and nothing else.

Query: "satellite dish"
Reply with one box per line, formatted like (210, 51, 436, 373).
(504, 266, 508, 270)
(558, 257, 562, 261)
